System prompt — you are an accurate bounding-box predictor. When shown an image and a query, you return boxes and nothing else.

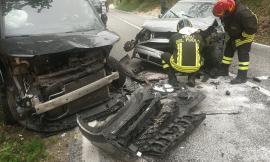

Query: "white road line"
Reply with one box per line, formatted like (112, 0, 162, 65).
(116, 16, 270, 97)
(230, 73, 270, 97)
(117, 17, 142, 30)
(246, 81, 270, 96)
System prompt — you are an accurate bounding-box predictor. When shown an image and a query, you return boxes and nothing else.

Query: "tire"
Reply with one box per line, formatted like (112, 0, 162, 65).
(203, 41, 224, 71)
(107, 56, 126, 88)
(0, 87, 16, 124)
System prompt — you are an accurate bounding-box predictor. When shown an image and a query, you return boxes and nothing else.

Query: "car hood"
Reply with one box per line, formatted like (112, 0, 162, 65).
(188, 17, 216, 31)
(143, 17, 217, 32)
(0, 30, 119, 57)
(142, 19, 181, 32)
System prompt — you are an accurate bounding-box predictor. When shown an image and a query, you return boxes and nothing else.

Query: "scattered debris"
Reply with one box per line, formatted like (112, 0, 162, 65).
(144, 72, 168, 81)
(197, 85, 203, 89)
(221, 152, 225, 158)
(210, 81, 220, 89)
(201, 76, 209, 82)
(225, 90, 231, 96)
(253, 76, 269, 82)
(196, 110, 241, 116)
(252, 86, 260, 90)
(61, 133, 66, 138)
(153, 83, 174, 93)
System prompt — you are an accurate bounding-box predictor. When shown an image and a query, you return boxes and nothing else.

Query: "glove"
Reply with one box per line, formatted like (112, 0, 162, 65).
(235, 32, 255, 47)
(212, 19, 219, 28)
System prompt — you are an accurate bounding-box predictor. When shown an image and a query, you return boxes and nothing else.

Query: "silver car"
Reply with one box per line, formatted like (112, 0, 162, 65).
(125, 0, 226, 71)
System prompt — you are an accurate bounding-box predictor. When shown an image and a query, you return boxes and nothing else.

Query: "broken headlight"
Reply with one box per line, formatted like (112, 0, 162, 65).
(139, 29, 152, 42)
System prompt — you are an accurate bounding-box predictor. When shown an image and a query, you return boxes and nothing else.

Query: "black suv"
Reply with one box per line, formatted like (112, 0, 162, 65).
(0, 0, 120, 132)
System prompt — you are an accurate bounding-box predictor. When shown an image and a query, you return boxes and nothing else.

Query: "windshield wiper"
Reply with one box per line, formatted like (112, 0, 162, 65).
(170, 10, 194, 18)
(170, 10, 180, 18)
(180, 13, 194, 18)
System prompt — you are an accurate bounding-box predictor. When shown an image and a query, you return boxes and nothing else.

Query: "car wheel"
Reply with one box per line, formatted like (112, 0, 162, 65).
(0, 87, 16, 124)
(211, 41, 224, 66)
(203, 41, 224, 70)
(107, 56, 126, 88)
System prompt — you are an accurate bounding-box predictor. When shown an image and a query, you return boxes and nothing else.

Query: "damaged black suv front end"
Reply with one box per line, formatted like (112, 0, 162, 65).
(0, 0, 120, 132)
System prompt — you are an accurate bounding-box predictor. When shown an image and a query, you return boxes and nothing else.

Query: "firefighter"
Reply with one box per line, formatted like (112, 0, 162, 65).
(161, 21, 218, 87)
(213, 0, 258, 84)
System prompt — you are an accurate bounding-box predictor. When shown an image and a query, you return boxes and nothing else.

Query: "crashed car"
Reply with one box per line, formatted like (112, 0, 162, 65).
(125, 0, 226, 71)
(0, 0, 121, 132)
(89, 0, 108, 26)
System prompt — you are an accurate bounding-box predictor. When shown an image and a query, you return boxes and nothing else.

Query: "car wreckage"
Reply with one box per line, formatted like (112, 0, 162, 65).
(0, 0, 121, 132)
(124, 0, 226, 72)
(1, 0, 207, 160)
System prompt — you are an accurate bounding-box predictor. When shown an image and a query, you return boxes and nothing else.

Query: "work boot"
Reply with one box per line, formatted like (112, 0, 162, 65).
(166, 69, 178, 87)
(230, 70, 247, 84)
(187, 75, 196, 87)
(215, 64, 229, 77)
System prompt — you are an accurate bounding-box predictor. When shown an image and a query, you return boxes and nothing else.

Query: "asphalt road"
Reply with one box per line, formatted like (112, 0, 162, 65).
(79, 10, 270, 162)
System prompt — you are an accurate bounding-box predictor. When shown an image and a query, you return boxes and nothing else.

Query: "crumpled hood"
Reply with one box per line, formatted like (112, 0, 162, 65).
(0, 30, 119, 57)
(189, 17, 216, 31)
(142, 19, 182, 32)
(142, 17, 217, 32)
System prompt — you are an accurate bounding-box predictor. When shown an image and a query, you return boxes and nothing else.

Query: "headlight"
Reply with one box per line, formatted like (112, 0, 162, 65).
(140, 30, 151, 41)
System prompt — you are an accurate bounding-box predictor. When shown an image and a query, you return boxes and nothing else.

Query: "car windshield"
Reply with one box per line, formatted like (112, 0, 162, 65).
(4, 0, 104, 37)
(162, 2, 214, 19)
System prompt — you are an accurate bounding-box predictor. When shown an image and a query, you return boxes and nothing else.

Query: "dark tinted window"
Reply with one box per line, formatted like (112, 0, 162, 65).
(4, 0, 104, 36)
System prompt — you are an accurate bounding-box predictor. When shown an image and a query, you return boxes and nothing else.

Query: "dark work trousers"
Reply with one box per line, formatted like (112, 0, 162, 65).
(161, 52, 197, 80)
(221, 39, 252, 72)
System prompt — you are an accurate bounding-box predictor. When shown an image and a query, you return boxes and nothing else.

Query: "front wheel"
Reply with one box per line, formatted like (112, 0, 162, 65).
(203, 40, 224, 72)
(0, 87, 16, 124)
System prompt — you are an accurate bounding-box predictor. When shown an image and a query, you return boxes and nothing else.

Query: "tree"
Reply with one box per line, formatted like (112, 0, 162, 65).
(3, 0, 53, 14)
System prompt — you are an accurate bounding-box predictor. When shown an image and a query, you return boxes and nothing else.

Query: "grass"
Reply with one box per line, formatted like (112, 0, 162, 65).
(0, 136, 47, 162)
(116, 0, 159, 11)
(0, 111, 47, 162)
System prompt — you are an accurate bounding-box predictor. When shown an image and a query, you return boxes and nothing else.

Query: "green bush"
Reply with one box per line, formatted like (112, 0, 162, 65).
(116, 0, 159, 11)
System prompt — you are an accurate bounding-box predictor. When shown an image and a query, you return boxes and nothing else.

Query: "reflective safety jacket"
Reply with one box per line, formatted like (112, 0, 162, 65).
(222, 2, 258, 47)
(168, 33, 203, 73)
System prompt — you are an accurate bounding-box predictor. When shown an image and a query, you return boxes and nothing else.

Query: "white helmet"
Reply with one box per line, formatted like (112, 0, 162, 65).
(179, 27, 198, 35)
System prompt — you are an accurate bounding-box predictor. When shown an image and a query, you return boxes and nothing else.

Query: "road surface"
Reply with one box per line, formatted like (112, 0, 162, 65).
(77, 10, 270, 162)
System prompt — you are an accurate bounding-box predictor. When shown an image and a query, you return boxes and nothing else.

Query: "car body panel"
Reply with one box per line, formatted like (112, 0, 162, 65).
(0, 30, 119, 57)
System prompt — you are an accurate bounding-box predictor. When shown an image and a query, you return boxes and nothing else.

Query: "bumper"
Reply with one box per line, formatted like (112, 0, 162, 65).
(132, 39, 169, 67)
(78, 86, 206, 160)
(34, 72, 119, 114)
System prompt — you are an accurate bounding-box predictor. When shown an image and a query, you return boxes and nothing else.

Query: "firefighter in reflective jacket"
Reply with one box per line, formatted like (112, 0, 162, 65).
(213, 0, 258, 84)
(161, 21, 218, 87)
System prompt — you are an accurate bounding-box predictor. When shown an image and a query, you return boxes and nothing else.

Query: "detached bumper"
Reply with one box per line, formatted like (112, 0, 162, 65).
(78, 86, 206, 160)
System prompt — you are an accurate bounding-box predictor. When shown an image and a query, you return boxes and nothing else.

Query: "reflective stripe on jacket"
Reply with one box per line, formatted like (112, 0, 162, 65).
(169, 34, 201, 73)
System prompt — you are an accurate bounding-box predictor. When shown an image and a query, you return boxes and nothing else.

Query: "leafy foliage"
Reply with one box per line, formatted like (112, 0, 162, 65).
(3, 0, 53, 14)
